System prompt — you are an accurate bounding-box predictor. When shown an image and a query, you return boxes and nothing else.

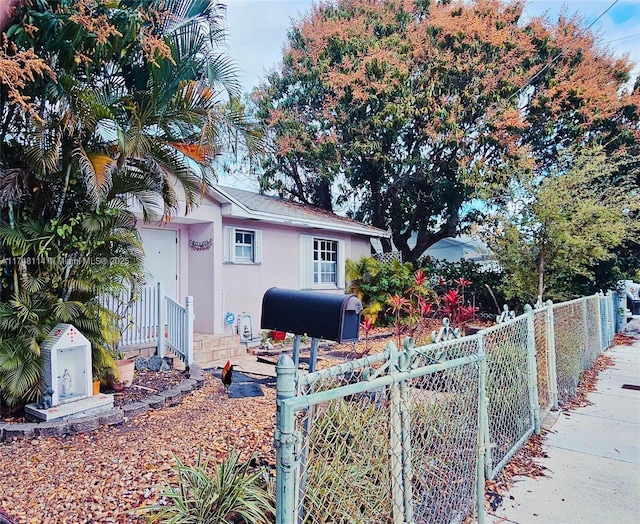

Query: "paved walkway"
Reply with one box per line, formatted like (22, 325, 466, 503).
(488, 317, 640, 524)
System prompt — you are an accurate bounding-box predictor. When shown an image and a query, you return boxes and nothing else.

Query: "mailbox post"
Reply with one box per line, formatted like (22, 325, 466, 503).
(266, 288, 363, 524)
(261, 288, 362, 372)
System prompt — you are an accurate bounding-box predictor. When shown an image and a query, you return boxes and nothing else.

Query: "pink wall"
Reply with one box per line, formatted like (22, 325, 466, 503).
(187, 221, 218, 333)
(134, 191, 375, 337)
(219, 220, 372, 338)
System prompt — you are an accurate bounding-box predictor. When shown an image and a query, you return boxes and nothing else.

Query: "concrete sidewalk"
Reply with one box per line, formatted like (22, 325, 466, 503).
(488, 317, 640, 524)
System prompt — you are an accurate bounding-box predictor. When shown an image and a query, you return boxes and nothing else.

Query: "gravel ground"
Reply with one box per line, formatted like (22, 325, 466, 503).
(0, 373, 277, 523)
(0, 326, 451, 523)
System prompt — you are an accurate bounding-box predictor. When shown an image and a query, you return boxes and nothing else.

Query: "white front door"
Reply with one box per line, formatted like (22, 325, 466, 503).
(141, 228, 178, 301)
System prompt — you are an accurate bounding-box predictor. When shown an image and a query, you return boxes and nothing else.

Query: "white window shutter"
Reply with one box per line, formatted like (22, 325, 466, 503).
(299, 235, 313, 289)
(254, 230, 262, 264)
(223, 226, 234, 262)
(337, 239, 346, 289)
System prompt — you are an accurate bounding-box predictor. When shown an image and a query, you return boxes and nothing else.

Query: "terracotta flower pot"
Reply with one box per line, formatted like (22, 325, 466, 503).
(115, 358, 135, 387)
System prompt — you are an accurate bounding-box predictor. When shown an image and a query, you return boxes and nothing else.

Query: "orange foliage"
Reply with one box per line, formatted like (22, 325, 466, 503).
(169, 142, 211, 164)
(0, 35, 55, 120)
(281, 0, 637, 130)
(68, 0, 123, 45)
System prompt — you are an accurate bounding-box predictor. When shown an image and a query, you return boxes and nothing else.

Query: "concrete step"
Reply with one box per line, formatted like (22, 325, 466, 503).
(193, 333, 241, 351)
(118, 333, 248, 371)
(167, 333, 247, 371)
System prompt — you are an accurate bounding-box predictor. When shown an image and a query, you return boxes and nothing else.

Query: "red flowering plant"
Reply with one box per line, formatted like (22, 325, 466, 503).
(386, 294, 411, 347)
(385, 269, 439, 346)
(355, 316, 375, 358)
(382, 270, 479, 348)
(437, 278, 478, 328)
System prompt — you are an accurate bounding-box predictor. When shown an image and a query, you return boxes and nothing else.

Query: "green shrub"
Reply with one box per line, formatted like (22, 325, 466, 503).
(141, 449, 274, 524)
(346, 257, 417, 326)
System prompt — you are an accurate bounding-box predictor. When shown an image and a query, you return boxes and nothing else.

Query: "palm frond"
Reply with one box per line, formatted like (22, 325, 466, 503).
(74, 146, 117, 205)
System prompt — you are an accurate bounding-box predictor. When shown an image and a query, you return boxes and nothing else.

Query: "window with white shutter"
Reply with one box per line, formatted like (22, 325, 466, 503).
(300, 235, 345, 289)
(223, 227, 262, 264)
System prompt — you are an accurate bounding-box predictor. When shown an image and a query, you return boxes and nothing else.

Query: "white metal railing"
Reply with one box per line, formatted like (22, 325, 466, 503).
(161, 294, 194, 364)
(99, 282, 194, 364)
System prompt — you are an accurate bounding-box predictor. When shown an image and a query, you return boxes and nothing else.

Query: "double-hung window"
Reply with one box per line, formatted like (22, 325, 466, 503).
(300, 235, 345, 289)
(314, 238, 338, 284)
(224, 227, 262, 264)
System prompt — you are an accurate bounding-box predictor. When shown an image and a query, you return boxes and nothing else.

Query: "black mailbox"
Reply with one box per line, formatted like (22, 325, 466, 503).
(261, 288, 362, 343)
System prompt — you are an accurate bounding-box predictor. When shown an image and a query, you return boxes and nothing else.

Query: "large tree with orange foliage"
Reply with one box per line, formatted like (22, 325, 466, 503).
(254, 0, 639, 265)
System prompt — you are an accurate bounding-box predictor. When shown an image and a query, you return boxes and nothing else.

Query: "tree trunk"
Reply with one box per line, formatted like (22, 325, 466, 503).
(56, 164, 72, 219)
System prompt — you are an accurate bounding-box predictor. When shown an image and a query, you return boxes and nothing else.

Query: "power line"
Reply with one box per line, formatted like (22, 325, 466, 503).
(605, 32, 640, 44)
(510, 0, 621, 102)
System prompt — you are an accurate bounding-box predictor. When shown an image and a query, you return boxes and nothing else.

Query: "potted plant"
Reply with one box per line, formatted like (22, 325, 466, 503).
(92, 374, 101, 395)
(107, 372, 126, 392)
(113, 350, 136, 388)
(92, 366, 110, 394)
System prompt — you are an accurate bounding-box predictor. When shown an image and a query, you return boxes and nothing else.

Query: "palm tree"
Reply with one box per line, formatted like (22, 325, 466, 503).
(0, 0, 260, 410)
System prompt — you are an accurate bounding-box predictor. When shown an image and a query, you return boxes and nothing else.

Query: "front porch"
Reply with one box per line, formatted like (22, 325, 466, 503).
(102, 283, 248, 369)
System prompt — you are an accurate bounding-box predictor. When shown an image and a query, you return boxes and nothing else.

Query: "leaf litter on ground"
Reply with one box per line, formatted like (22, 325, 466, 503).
(485, 350, 616, 514)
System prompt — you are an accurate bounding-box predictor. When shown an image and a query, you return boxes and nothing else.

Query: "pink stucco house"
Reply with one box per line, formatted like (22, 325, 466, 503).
(122, 185, 389, 366)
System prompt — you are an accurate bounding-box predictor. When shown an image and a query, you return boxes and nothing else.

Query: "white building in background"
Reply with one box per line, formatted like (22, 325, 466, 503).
(372, 233, 496, 269)
(423, 234, 495, 269)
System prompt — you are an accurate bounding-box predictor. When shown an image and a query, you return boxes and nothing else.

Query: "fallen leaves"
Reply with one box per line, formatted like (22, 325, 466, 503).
(0, 375, 276, 523)
(485, 432, 549, 512)
(612, 332, 638, 346)
(486, 349, 615, 513)
(562, 353, 614, 411)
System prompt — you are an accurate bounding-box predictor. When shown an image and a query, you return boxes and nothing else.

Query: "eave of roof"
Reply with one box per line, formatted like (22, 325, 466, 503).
(211, 185, 390, 238)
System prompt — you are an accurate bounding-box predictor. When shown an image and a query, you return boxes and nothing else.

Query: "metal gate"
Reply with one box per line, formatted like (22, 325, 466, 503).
(275, 336, 487, 524)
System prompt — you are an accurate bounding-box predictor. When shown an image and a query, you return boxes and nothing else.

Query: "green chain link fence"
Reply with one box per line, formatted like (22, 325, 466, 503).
(275, 291, 619, 523)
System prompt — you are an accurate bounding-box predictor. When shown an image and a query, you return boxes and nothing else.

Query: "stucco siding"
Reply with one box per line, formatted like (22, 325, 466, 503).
(220, 220, 372, 336)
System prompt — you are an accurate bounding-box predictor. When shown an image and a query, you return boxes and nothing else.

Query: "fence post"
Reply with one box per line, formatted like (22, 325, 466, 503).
(477, 335, 487, 524)
(606, 291, 614, 345)
(524, 304, 541, 434)
(185, 296, 194, 366)
(400, 378, 414, 523)
(157, 282, 165, 358)
(390, 380, 405, 524)
(545, 300, 559, 410)
(275, 355, 298, 524)
(596, 293, 605, 353)
(581, 298, 589, 368)
(613, 289, 623, 333)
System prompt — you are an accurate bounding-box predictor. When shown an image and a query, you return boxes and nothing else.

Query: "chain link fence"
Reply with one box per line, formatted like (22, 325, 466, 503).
(274, 292, 618, 523)
(552, 299, 585, 405)
(532, 305, 553, 418)
(483, 315, 534, 479)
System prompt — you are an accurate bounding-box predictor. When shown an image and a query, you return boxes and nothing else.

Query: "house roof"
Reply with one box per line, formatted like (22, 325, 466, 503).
(423, 234, 490, 262)
(211, 185, 390, 238)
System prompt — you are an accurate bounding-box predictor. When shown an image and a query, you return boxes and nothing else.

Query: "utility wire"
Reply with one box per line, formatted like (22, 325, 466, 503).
(510, 0, 621, 103)
(605, 32, 640, 44)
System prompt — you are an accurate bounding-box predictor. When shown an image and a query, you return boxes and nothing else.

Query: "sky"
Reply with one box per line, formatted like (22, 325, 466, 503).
(223, 0, 640, 94)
